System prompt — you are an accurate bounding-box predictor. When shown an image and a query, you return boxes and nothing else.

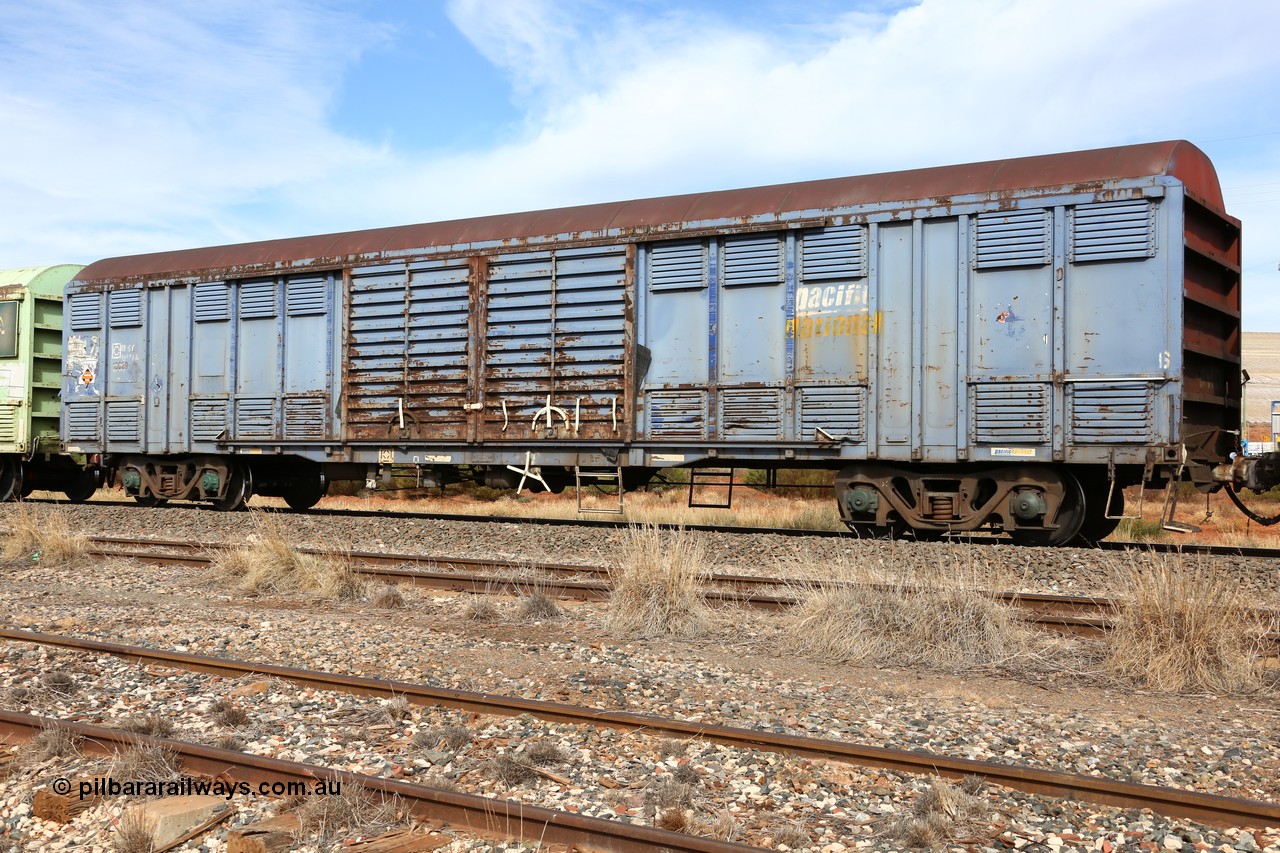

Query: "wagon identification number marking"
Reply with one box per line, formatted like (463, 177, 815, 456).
(786, 311, 882, 340)
(111, 342, 138, 371)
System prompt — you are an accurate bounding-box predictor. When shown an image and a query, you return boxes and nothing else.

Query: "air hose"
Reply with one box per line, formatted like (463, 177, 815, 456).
(1224, 486, 1280, 526)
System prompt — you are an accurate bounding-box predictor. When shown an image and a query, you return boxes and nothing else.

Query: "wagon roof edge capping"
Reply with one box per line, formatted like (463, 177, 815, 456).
(74, 139, 1226, 286)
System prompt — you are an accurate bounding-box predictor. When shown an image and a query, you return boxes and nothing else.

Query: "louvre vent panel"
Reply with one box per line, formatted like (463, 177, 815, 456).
(68, 293, 103, 331)
(1071, 200, 1156, 262)
(193, 283, 231, 322)
(975, 210, 1051, 268)
(284, 397, 327, 439)
(797, 386, 865, 443)
(190, 400, 229, 442)
(239, 280, 277, 319)
(0, 405, 16, 443)
(721, 388, 783, 439)
(482, 248, 626, 436)
(649, 240, 706, 291)
(972, 383, 1050, 443)
(723, 233, 782, 286)
(345, 270, 407, 429)
(1070, 382, 1154, 443)
(800, 225, 867, 280)
(406, 266, 470, 426)
(105, 400, 141, 442)
(286, 277, 327, 316)
(108, 289, 143, 327)
(235, 398, 277, 438)
(65, 403, 99, 441)
(648, 390, 706, 438)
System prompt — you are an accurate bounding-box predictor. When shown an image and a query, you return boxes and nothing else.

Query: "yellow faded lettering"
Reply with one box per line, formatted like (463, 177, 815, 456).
(787, 310, 882, 339)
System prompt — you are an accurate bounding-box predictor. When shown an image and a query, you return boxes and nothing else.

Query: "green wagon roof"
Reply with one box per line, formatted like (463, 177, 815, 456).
(0, 265, 84, 297)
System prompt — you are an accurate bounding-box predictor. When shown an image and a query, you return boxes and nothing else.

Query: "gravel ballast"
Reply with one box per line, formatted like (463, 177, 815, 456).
(0, 500, 1277, 851)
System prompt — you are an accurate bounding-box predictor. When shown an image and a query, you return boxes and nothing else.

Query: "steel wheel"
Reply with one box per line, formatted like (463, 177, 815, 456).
(63, 471, 99, 503)
(0, 459, 22, 502)
(212, 463, 253, 511)
(283, 474, 327, 511)
(1074, 477, 1124, 545)
(1009, 471, 1086, 547)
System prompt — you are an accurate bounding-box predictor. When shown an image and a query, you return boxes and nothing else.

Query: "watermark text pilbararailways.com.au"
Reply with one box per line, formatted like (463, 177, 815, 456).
(50, 776, 342, 801)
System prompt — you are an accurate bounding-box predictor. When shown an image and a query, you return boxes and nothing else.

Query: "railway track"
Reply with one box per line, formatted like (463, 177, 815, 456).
(0, 709, 756, 853)
(4, 627, 1278, 830)
(84, 535, 1280, 648)
(45, 496, 1280, 560)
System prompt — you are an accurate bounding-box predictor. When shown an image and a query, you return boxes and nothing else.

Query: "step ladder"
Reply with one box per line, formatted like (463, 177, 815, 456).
(688, 467, 735, 509)
(1158, 449, 1201, 534)
(574, 465, 624, 514)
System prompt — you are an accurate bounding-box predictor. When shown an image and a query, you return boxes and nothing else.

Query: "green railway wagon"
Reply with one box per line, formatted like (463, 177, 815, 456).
(0, 265, 98, 501)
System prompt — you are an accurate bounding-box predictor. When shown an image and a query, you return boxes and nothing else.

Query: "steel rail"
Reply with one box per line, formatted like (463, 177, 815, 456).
(43, 497, 1280, 559)
(4, 628, 1278, 829)
(82, 536, 1280, 646)
(0, 709, 760, 853)
(82, 539, 1109, 635)
(80, 534, 1122, 611)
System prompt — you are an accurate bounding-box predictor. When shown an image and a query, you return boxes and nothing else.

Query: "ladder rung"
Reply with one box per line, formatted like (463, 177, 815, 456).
(575, 465, 624, 514)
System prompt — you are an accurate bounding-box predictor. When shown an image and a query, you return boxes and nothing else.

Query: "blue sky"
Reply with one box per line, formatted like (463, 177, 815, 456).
(2, 0, 1279, 327)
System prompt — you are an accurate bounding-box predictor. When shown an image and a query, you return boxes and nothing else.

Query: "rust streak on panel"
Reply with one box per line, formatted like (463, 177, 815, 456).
(623, 242, 637, 444)
(467, 255, 486, 445)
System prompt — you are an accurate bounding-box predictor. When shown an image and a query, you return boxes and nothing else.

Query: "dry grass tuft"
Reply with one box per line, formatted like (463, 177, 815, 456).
(889, 776, 989, 850)
(524, 740, 568, 767)
(21, 725, 81, 762)
(413, 724, 472, 752)
(783, 553, 1059, 672)
(0, 503, 88, 567)
(518, 588, 563, 622)
(370, 584, 405, 609)
(112, 808, 158, 853)
(41, 671, 79, 698)
(656, 807, 691, 832)
(208, 698, 249, 728)
(383, 696, 412, 722)
(217, 511, 366, 600)
(658, 738, 685, 758)
(292, 780, 404, 841)
(771, 822, 812, 848)
(608, 525, 712, 638)
(212, 734, 247, 752)
(671, 763, 700, 786)
(489, 753, 538, 787)
(692, 809, 741, 841)
(119, 715, 176, 738)
(462, 596, 502, 622)
(645, 776, 696, 814)
(1104, 552, 1270, 693)
(110, 744, 180, 783)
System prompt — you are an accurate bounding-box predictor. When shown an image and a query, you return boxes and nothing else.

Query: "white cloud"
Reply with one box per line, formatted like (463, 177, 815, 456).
(411, 0, 1280, 327)
(3, 0, 1279, 328)
(0, 0, 389, 260)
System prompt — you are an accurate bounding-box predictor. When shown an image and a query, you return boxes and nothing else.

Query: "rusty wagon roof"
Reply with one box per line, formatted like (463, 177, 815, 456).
(76, 140, 1223, 284)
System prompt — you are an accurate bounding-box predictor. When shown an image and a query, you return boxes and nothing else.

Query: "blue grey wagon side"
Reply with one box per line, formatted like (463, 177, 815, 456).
(61, 140, 1259, 544)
